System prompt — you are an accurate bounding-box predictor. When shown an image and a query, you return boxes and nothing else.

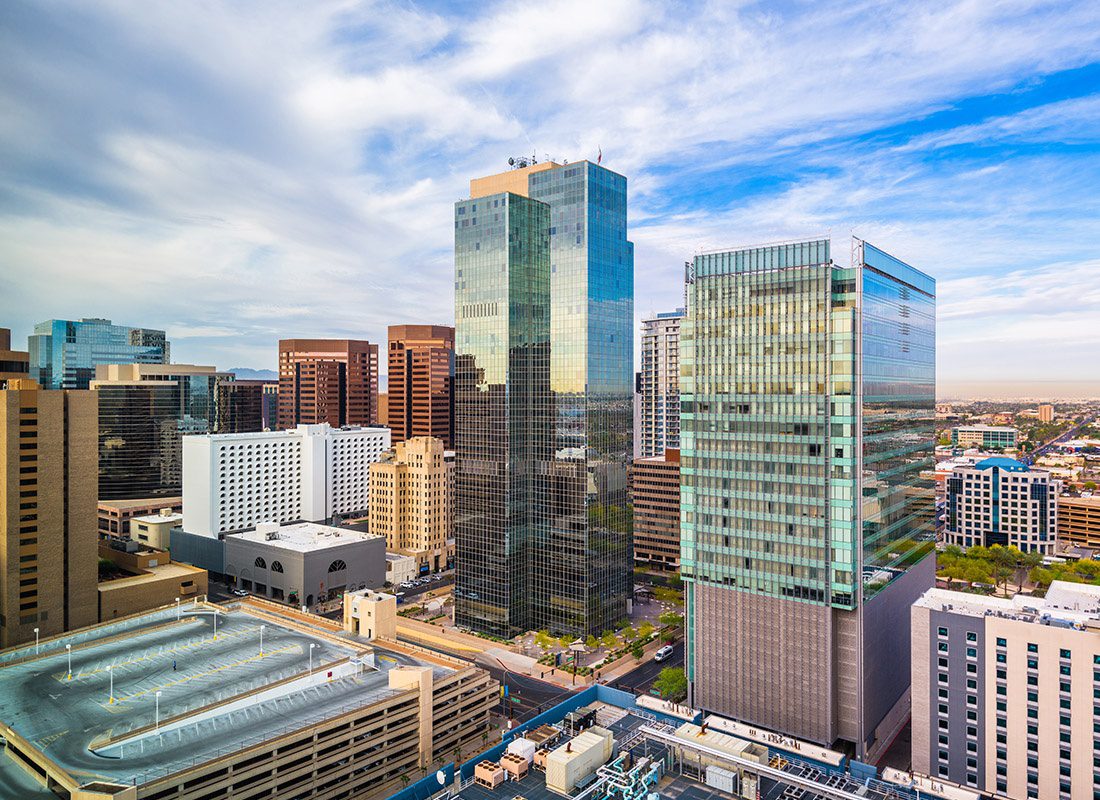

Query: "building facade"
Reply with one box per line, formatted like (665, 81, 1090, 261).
(27, 318, 168, 389)
(681, 238, 936, 759)
(1038, 403, 1054, 423)
(232, 379, 279, 430)
(98, 496, 182, 538)
(0, 379, 98, 647)
(944, 457, 1058, 552)
(97, 540, 207, 620)
(277, 339, 379, 430)
(0, 328, 29, 387)
(182, 423, 391, 537)
(455, 158, 634, 638)
(216, 380, 264, 433)
(639, 309, 684, 458)
(387, 325, 454, 447)
(1057, 495, 1100, 549)
(368, 436, 455, 574)
(912, 583, 1100, 799)
(91, 363, 235, 500)
(224, 521, 386, 606)
(952, 426, 1018, 450)
(630, 450, 681, 570)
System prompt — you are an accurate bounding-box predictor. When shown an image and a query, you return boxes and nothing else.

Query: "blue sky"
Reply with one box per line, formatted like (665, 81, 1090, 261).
(1, 0, 1098, 395)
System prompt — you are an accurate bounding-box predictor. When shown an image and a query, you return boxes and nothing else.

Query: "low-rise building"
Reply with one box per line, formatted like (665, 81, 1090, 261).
(912, 582, 1100, 798)
(98, 497, 183, 538)
(224, 521, 386, 607)
(951, 425, 1018, 450)
(0, 327, 29, 387)
(630, 449, 681, 570)
(1058, 495, 1100, 549)
(97, 540, 207, 620)
(129, 508, 184, 550)
(945, 457, 1058, 552)
(385, 552, 418, 586)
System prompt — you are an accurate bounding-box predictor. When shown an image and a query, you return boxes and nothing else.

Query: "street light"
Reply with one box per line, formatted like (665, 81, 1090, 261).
(175, 597, 181, 621)
(65, 644, 72, 680)
(33, 627, 39, 655)
(212, 610, 218, 641)
(259, 624, 266, 656)
(108, 665, 114, 704)
(309, 643, 317, 676)
(155, 691, 162, 734)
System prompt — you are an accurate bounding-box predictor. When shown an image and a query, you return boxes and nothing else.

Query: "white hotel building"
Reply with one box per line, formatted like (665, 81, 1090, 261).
(183, 423, 390, 537)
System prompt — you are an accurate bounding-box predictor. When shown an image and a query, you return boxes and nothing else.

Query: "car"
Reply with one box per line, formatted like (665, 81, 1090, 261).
(231, 588, 249, 597)
(654, 645, 675, 662)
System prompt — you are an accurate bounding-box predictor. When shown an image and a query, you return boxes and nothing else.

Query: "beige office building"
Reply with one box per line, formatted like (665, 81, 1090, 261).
(98, 497, 183, 538)
(1038, 403, 1054, 423)
(1057, 495, 1100, 549)
(369, 436, 454, 574)
(0, 328, 30, 387)
(0, 379, 98, 648)
(912, 583, 1100, 799)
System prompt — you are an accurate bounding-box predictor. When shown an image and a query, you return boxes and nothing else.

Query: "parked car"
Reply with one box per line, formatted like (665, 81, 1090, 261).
(654, 645, 674, 662)
(231, 588, 249, 597)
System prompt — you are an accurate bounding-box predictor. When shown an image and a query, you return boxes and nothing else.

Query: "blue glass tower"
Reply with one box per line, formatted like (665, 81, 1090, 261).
(29, 318, 169, 389)
(681, 237, 935, 759)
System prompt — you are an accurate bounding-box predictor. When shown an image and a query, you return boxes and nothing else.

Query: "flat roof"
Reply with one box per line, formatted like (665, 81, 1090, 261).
(229, 521, 382, 552)
(0, 603, 445, 790)
(130, 511, 184, 524)
(915, 581, 1100, 625)
(953, 425, 1017, 432)
(98, 561, 205, 593)
(98, 497, 182, 511)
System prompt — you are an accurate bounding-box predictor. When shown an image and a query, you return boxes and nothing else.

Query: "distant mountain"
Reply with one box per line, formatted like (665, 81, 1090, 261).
(229, 367, 278, 381)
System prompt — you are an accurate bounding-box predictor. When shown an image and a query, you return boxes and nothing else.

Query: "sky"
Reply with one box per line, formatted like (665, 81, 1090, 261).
(2, 0, 1099, 397)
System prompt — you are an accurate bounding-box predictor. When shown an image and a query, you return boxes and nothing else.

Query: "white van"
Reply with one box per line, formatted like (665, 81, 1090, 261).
(654, 645, 674, 662)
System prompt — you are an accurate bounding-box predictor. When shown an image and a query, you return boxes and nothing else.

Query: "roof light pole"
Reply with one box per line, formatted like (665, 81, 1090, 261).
(108, 665, 115, 704)
(309, 643, 317, 677)
(33, 627, 39, 655)
(155, 690, 162, 734)
(65, 644, 72, 680)
(175, 597, 181, 621)
(260, 624, 266, 657)
(212, 609, 218, 641)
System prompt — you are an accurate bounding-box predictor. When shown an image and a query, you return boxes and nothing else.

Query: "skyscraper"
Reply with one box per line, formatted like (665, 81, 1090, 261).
(0, 379, 98, 647)
(216, 381, 264, 433)
(681, 237, 935, 760)
(277, 339, 379, 430)
(91, 363, 234, 500)
(455, 158, 634, 637)
(639, 309, 684, 458)
(387, 325, 454, 447)
(28, 318, 169, 389)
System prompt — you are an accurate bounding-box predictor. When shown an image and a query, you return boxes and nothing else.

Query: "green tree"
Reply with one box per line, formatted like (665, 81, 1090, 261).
(653, 667, 688, 703)
(558, 635, 572, 649)
(622, 625, 637, 641)
(600, 630, 618, 648)
(638, 621, 655, 638)
(632, 642, 644, 660)
(534, 630, 554, 650)
(658, 610, 684, 629)
(585, 634, 598, 650)
(1085, 481, 1097, 491)
(667, 572, 683, 590)
(1018, 551, 1044, 591)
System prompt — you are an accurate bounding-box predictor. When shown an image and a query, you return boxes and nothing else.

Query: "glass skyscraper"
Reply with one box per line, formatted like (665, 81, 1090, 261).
(455, 160, 634, 638)
(681, 237, 935, 760)
(29, 318, 169, 389)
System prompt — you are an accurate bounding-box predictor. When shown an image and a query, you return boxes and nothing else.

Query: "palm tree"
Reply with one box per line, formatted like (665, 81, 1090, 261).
(1019, 550, 1045, 591)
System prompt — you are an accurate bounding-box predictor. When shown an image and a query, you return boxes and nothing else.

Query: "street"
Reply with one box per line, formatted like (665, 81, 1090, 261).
(607, 641, 684, 696)
(476, 655, 574, 726)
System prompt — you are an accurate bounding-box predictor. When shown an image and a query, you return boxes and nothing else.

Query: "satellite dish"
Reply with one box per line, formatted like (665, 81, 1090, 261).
(508, 157, 515, 166)
(436, 770, 447, 785)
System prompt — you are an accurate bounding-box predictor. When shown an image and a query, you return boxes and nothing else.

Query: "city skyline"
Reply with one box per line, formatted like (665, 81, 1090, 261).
(2, 2, 1098, 395)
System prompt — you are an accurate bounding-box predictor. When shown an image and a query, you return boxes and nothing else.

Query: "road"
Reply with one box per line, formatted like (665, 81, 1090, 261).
(607, 641, 683, 696)
(1024, 421, 1091, 463)
(475, 656, 574, 725)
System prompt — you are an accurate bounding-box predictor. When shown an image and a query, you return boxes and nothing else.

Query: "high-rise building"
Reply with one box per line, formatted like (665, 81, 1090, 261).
(951, 425, 1018, 450)
(639, 309, 684, 458)
(1038, 403, 1054, 423)
(277, 339, 379, 430)
(0, 379, 98, 647)
(90, 363, 234, 500)
(455, 158, 634, 637)
(182, 423, 390, 537)
(944, 457, 1058, 552)
(630, 449, 681, 570)
(911, 582, 1100, 798)
(682, 237, 936, 759)
(230, 379, 278, 430)
(216, 380, 264, 433)
(369, 437, 455, 574)
(387, 325, 454, 446)
(0, 328, 30, 387)
(1057, 494, 1100, 549)
(378, 391, 389, 426)
(28, 318, 169, 389)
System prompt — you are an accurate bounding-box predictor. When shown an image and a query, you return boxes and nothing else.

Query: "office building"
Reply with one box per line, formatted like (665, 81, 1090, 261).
(277, 338, 379, 430)
(216, 380, 264, 433)
(1056, 494, 1100, 549)
(952, 425, 1018, 450)
(455, 158, 633, 638)
(91, 363, 235, 500)
(98, 496, 182, 538)
(182, 423, 391, 537)
(944, 457, 1058, 552)
(233, 378, 279, 430)
(639, 309, 684, 458)
(387, 325, 454, 446)
(632, 371, 643, 460)
(912, 583, 1100, 799)
(378, 391, 389, 426)
(0, 602, 496, 800)
(630, 449, 681, 570)
(128, 507, 184, 550)
(1037, 403, 1054, 423)
(97, 539, 207, 620)
(681, 237, 936, 759)
(0, 328, 29, 387)
(28, 317, 168, 389)
(369, 436, 455, 575)
(0, 379, 98, 648)
(224, 521, 386, 605)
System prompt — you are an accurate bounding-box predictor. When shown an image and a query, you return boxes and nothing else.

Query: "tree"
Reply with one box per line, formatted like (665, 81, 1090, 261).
(585, 634, 598, 650)
(558, 635, 572, 649)
(622, 625, 637, 642)
(534, 630, 554, 650)
(667, 572, 683, 590)
(1085, 481, 1097, 491)
(653, 667, 688, 703)
(600, 630, 618, 648)
(658, 610, 684, 629)
(632, 642, 644, 660)
(1018, 550, 1044, 591)
(638, 621, 655, 638)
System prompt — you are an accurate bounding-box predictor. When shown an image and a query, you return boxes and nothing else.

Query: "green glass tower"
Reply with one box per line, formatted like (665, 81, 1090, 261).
(455, 160, 634, 638)
(681, 237, 935, 759)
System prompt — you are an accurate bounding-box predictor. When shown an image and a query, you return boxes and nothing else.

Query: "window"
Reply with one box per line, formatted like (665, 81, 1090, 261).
(254, 557, 266, 569)
(271, 561, 283, 573)
(327, 559, 347, 572)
